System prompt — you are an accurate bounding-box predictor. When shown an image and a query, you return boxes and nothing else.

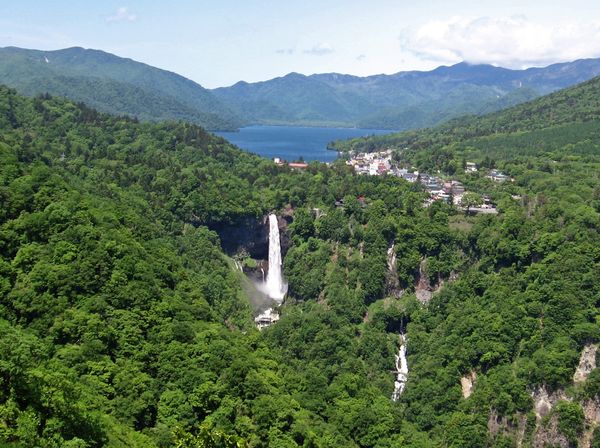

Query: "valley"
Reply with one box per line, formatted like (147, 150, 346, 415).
(0, 14, 599, 448)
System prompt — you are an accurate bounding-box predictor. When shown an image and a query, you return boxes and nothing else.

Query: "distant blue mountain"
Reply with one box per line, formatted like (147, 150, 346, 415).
(212, 59, 600, 130)
(3, 45, 600, 131)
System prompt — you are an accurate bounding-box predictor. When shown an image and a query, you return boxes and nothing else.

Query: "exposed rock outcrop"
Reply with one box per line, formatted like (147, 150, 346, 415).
(580, 398, 600, 448)
(531, 386, 569, 421)
(583, 398, 600, 426)
(528, 387, 600, 448)
(460, 370, 477, 399)
(415, 258, 433, 304)
(574, 344, 598, 384)
(486, 344, 599, 447)
(532, 413, 570, 448)
(385, 243, 403, 298)
(415, 258, 444, 304)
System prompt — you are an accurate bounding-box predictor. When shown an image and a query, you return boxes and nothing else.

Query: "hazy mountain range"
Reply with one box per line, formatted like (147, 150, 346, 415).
(2, 46, 600, 131)
(212, 59, 600, 130)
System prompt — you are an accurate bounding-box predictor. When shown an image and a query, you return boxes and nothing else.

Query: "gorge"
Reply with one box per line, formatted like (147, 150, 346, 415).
(0, 58, 599, 447)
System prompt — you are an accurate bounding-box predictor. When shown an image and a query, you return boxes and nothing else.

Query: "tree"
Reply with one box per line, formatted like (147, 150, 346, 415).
(555, 401, 584, 445)
(289, 208, 315, 241)
(460, 192, 483, 214)
(173, 426, 245, 448)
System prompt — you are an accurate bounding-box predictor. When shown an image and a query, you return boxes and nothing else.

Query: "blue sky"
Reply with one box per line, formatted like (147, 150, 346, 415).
(2, 0, 600, 87)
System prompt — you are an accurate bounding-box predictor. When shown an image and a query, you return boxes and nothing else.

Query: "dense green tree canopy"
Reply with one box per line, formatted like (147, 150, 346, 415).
(0, 80, 598, 448)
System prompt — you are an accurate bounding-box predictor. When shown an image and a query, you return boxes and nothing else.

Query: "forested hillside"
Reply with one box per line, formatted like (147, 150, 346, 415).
(0, 82, 598, 448)
(0, 47, 243, 130)
(332, 74, 600, 160)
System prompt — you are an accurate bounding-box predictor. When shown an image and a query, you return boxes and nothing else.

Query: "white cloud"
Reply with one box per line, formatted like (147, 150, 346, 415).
(303, 43, 335, 56)
(401, 16, 600, 68)
(106, 7, 137, 23)
(356, 54, 366, 61)
(276, 48, 295, 55)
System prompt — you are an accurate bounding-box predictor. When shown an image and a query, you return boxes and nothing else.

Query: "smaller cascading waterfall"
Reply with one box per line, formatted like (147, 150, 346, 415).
(391, 333, 408, 401)
(386, 243, 402, 298)
(387, 244, 397, 273)
(262, 214, 287, 301)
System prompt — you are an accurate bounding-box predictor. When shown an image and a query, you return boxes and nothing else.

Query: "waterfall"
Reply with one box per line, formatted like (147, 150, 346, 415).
(386, 243, 402, 298)
(391, 334, 408, 401)
(261, 214, 287, 301)
(387, 244, 397, 273)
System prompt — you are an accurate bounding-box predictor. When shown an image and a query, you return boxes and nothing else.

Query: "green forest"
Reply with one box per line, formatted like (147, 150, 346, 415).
(0, 79, 598, 448)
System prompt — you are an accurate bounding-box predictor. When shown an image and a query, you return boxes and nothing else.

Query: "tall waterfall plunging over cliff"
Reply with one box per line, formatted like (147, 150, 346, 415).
(262, 214, 287, 301)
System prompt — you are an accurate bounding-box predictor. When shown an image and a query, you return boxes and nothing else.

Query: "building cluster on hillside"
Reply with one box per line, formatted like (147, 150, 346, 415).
(345, 150, 394, 176)
(345, 151, 498, 213)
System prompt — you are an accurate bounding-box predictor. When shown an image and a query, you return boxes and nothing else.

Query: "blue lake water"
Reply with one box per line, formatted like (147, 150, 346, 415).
(215, 125, 394, 162)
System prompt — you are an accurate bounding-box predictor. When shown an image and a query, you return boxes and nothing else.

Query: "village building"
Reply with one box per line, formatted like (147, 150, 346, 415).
(255, 308, 280, 330)
(402, 173, 418, 182)
(487, 169, 509, 182)
(465, 162, 478, 173)
(288, 162, 309, 169)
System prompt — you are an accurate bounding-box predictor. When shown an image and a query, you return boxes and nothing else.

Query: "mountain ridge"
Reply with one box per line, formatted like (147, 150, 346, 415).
(0, 46, 244, 130)
(4, 45, 600, 132)
(212, 58, 600, 129)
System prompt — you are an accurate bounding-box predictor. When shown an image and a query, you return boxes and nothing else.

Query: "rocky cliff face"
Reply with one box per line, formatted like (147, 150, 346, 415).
(385, 243, 403, 298)
(415, 258, 450, 304)
(487, 411, 527, 447)
(460, 370, 477, 399)
(531, 386, 569, 421)
(213, 214, 291, 260)
(574, 344, 598, 384)
(581, 398, 600, 448)
(483, 342, 599, 447)
(532, 413, 570, 448)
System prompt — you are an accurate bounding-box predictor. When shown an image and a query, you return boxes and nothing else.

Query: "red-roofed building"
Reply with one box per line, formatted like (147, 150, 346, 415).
(288, 162, 309, 169)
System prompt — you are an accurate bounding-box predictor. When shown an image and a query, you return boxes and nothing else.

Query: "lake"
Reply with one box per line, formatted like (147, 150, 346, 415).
(215, 125, 394, 162)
